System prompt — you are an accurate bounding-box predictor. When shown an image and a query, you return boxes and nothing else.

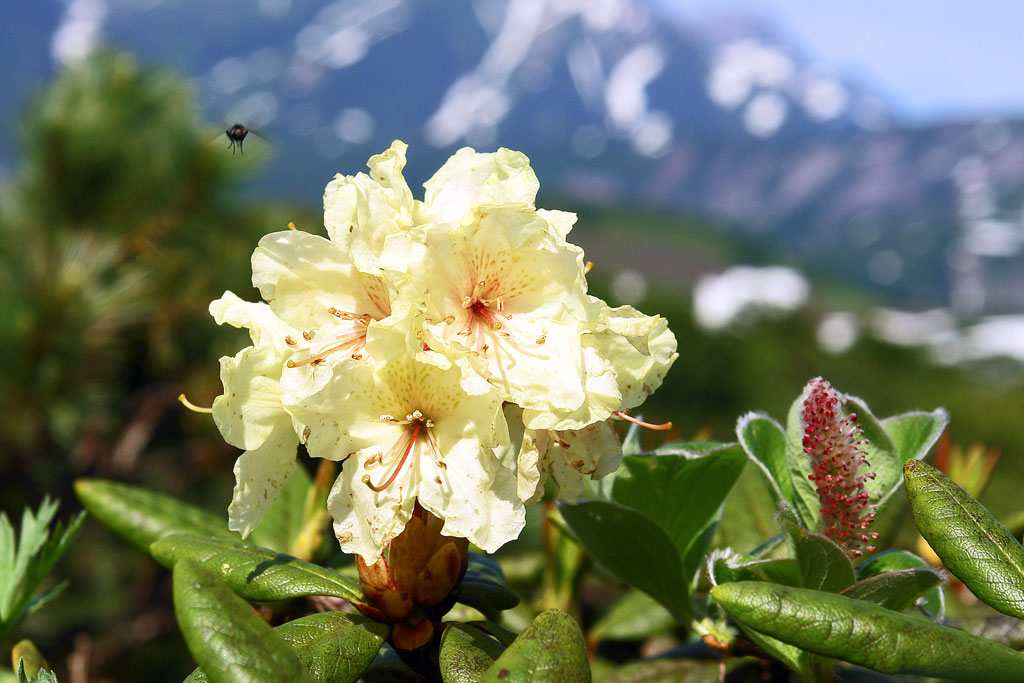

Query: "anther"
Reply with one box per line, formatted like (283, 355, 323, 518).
(285, 335, 297, 346)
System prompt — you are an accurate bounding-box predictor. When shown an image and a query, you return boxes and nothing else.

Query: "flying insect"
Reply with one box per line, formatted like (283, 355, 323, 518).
(225, 123, 251, 154)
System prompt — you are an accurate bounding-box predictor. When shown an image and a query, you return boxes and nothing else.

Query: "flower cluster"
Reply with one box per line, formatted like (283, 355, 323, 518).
(800, 377, 879, 557)
(210, 141, 677, 562)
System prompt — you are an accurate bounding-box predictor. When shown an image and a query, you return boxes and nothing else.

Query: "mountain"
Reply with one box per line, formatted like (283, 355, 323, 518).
(6, 0, 1024, 311)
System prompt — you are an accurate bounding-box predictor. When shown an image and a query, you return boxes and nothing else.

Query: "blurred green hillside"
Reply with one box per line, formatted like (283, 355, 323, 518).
(4, 49, 1024, 681)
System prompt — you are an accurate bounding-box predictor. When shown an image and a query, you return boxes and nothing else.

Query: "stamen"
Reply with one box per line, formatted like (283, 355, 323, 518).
(364, 423, 422, 492)
(178, 394, 213, 414)
(287, 221, 297, 230)
(613, 410, 672, 430)
(584, 261, 594, 275)
(285, 335, 297, 346)
(302, 331, 313, 341)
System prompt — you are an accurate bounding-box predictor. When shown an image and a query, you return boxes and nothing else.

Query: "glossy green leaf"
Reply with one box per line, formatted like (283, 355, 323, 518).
(780, 520, 855, 593)
(439, 623, 505, 683)
(905, 459, 1024, 618)
(151, 533, 362, 604)
(248, 465, 311, 553)
(612, 445, 746, 579)
(709, 552, 800, 587)
(712, 581, 1024, 681)
(173, 559, 312, 683)
(594, 658, 720, 682)
(481, 609, 589, 682)
(456, 553, 518, 613)
(734, 624, 807, 675)
(465, 621, 518, 648)
(736, 413, 792, 504)
(857, 549, 944, 618)
(588, 590, 675, 643)
(559, 501, 690, 621)
(74, 478, 236, 554)
(840, 569, 942, 612)
(184, 612, 387, 683)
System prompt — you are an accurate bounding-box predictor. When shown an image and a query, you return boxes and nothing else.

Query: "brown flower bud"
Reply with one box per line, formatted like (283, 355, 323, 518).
(355, 503, 469, 650)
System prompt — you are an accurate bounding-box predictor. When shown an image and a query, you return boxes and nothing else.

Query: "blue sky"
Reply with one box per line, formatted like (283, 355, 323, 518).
(659, 0, 1024, 122)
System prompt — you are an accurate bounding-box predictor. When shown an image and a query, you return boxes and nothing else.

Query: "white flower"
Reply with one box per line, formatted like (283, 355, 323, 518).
(289, 354, 524, 562)
(517, 420, 622, 504)
(416, 205, 598, 414)
(418, 146, 540, 225)
(324, 140, 415, 275)
(209, 292, 302, 538)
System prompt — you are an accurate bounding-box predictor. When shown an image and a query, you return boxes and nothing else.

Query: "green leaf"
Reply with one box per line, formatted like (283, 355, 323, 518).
(712, 581, 1024, 682)
(248, 465, 312, 553)
(779, 519, 855, 593)
(151, 533, 362, 604)
(857, 550, 944, 618)
(74, 478, 236, 554)
(594, 658, 720, 682)
(708, 552, 800, 587)
(456, 553, 518, 613)
(14, 660, 57, 683)
(840, 569, 942, 612)
(905, 459, 1024, 618)
(588, 590, 675, 643)
(559, 500, 690, 621)
(714, 463, 781, 554)
(881, 409, 948, 467)
(733, 624, 807, 675)
(736, 413, 792, 504)
(842, 396, 899, 504)
(173, 559, 312, 683)
(481, 609, 590, 682)
(439, 623, 505, 683)
(612, 445, 746, 580)
(0, 499, 83, 649)
(184, 612, 386, 683)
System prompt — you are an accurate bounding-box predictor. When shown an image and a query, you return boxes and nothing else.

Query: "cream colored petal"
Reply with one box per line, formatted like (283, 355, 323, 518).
(212, 345, 291, 451)
(323, 141, 415, 275)
(210, 291, 297, 351)
(227, 424, 299, 538)
(252, 230, 390, 330)
(417, 438, 525, 553)
(420, 147, 539, 224)
(597, 310, 678, 411)
(522, 342, 621, 431)
(327, 454, 418, 563)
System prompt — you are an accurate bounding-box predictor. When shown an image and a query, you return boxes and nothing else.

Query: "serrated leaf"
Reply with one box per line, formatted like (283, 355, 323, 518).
(74, 478, 237, 554)
(456, 553, 518, 613)
(588, 590, 674, 643)
(840, 569, 942, 612)
(780, 520, 855, 593)
(612, 446, 746, 580)
(481, 609, 589, 682)
(439, 623, 505, 683)
(736, 413, 792, 504)
(184, 612, 387, 683)
(0, 500, 83, 649)
(559, 500, 690, 621)
(712, 581, 1024, 681)
(857, 549, 944, 618)
(151, 533, 362, 604)
(173, 559, 312, 683)
(905, 459, 1024, 618)
(248, 465, 311, 553)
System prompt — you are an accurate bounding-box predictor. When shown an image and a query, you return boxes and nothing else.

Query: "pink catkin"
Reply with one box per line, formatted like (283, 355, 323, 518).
(801, 378, 879, 558)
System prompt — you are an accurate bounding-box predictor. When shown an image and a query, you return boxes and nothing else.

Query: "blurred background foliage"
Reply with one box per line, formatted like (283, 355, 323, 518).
(3, 48, 1024, 681)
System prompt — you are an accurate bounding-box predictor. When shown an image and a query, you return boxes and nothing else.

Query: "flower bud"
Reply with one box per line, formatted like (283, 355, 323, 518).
(355, 504, 469, 650)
